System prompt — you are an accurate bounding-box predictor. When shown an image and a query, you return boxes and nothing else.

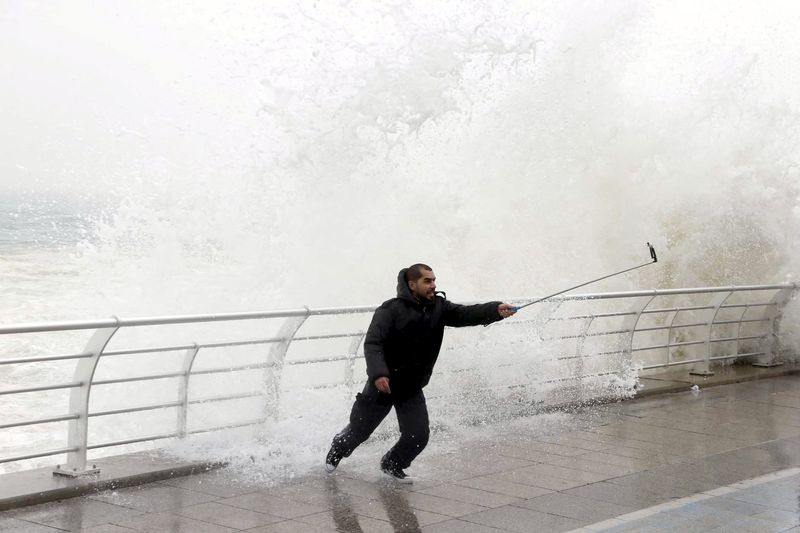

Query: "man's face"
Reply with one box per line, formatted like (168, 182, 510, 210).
(409, 269, 436, 302)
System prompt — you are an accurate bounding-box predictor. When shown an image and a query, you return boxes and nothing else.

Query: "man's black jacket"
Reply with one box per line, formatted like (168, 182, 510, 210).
(364, 268, 503, 399)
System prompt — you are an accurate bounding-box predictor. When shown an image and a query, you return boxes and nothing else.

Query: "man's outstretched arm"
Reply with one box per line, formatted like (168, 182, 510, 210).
(443, 300, 516, 327)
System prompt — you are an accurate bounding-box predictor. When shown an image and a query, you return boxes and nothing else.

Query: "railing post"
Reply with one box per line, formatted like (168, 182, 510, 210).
(538, 300, 564, 342)
(690, 292, 732, 376)
(53, 321, 119, 477)
(178, 344, 201, 438)
(753, 288, 793, 367)
(572, 315, 595, 401)
(574, 316, 595, 360)
(734, 304, 750, 359)
(664, 309, 680, 367)
(621, 295, 656, 367)
(264, 310, 309, 420)
(344, 333, 366, 391)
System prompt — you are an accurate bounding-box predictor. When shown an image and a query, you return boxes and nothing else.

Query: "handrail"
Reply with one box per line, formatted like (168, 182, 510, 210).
(0, 282, 796, 474)
(1, 284, 793, 334)
(0, 306, 376, 334)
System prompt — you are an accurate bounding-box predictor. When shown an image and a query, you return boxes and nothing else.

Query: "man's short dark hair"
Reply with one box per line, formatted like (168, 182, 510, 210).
(406, 263, 433, 283)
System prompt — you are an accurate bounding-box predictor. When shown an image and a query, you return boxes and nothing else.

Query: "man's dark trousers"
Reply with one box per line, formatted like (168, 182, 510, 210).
(331, 382, 429, 469)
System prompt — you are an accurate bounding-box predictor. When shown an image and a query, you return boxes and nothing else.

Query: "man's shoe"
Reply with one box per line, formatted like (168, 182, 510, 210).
(380, 460, 413, 484)
(325, 448, 341, 473)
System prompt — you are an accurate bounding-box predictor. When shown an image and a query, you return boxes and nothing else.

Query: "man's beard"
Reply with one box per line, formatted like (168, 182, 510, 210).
(416, 290, 435, 303)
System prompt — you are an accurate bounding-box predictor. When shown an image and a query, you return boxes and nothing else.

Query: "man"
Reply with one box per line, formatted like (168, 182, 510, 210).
(325, 263, 516, 482)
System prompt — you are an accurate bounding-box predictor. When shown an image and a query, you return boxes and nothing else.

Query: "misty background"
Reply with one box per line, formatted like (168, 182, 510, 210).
(1, 0, 799, 319)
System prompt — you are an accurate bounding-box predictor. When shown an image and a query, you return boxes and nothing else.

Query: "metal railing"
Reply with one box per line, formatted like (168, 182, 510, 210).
(0, 283, 795, 475)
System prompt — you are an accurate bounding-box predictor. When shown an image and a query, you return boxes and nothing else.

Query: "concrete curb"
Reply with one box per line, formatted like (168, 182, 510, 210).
(0, 451, 225, 512)
(635, 362, 800, 398)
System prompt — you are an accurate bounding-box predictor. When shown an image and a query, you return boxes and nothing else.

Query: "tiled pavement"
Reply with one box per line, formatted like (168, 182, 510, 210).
(4, 376, 800, 532)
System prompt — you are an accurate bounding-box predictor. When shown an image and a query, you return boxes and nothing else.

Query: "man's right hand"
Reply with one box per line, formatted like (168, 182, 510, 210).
(375, 377, 391, 394)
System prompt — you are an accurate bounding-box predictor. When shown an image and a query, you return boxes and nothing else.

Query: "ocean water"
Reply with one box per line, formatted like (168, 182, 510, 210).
(0, 194, 98, 319)
(2, 0, 800, 477)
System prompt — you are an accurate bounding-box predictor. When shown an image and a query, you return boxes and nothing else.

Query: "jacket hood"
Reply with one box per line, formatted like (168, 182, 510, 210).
(396, 269, 416, 302)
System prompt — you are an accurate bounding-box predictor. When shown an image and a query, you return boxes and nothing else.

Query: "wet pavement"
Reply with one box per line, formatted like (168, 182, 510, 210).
(3, 375, 800, 532)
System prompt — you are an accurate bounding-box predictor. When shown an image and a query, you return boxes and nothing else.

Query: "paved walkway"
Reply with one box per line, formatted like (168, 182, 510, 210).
(3, 375, 800, 532)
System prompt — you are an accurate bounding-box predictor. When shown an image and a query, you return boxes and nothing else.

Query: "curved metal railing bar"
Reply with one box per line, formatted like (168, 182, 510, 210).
(0, 283, 795, 473)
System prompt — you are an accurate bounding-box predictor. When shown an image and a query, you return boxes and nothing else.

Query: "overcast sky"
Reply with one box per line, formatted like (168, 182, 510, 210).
(3, 0, 800, 199)
(0, 2, 266, 197)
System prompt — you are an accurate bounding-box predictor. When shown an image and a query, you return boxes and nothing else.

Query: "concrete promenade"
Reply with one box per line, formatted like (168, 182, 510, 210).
(3, 373, 800, 532)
